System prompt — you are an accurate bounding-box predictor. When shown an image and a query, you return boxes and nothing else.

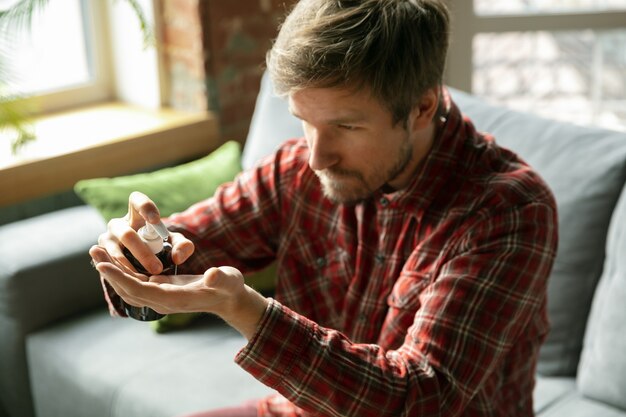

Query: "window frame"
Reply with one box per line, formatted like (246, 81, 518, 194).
(10, 0, 165, 115)
(445, 1, 626, 93)
(9, 0, 115, 114)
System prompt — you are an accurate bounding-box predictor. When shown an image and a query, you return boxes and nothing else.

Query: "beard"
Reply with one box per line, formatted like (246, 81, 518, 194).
(315, 138, 413, 205)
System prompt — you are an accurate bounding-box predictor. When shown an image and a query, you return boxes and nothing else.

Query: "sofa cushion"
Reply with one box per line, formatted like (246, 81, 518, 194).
(577, 181, 626, 410)
(536, 391, 626, 417)
(241, 71, 303, 170)
(0, 205, 106, 417)
(533, 376, 576, 414)
(27, 310, 275, 417)
(449, 88, 626, 376)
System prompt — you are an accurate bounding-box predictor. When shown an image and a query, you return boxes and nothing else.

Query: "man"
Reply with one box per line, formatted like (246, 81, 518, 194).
(90, 0, 558, 416)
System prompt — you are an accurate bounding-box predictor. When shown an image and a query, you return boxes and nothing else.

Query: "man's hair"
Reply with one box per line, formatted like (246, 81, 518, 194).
(267, 0, 451, 125)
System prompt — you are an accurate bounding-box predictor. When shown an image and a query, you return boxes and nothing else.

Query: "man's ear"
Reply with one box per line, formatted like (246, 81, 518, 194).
(408, 87, 440, 132)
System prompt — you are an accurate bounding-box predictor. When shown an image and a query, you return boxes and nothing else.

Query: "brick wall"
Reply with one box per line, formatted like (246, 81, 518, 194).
(159, 0, 209, 112)
(158, 0, 297, 144)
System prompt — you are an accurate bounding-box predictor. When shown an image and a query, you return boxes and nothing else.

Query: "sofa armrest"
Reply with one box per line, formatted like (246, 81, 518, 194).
(0, 205, 107, 417)
(0, 205, 107, 332)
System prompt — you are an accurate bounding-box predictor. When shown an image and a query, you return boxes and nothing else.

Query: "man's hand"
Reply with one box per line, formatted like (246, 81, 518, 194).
(96, 191, 194, 275)
(91, 245, 269, 340)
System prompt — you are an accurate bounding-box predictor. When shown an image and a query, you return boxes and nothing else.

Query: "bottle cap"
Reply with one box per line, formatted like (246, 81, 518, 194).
(140, 221, 169, 240)
(138, 221, 169, 254)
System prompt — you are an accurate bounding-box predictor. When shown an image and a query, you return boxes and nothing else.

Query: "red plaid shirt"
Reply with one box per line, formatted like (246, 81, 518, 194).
(167, 90, 558, 417)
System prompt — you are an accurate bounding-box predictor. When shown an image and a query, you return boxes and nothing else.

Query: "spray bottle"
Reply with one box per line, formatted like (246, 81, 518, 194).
(121, 220, 174, 321)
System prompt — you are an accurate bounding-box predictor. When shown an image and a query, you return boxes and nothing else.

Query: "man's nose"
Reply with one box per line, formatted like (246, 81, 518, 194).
(307, 127, 339, 171)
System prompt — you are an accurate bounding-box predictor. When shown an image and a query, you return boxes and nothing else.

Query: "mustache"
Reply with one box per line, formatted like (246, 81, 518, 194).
(315, 167, 364, 182)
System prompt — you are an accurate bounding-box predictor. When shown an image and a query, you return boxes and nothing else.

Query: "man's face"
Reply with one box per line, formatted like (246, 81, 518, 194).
(289, 87, 417, 204)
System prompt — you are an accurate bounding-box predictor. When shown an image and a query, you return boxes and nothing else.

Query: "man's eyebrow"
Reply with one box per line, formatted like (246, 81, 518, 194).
(329, 117, 367, 126)
(289, 108, 367, 124)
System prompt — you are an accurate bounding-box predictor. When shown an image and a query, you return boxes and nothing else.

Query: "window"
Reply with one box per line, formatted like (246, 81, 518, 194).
(0, 1, 209, 204)
(446, 0, 626, 132)
(0, 0, 112, 113)
(475, 0, 626, 15)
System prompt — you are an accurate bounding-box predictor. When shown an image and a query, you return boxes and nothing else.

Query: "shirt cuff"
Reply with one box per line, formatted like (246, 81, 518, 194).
(235, 298, 314, 392)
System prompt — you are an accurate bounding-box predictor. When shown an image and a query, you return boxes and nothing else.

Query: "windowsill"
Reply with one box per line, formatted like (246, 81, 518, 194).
(1, 102, 220, 206)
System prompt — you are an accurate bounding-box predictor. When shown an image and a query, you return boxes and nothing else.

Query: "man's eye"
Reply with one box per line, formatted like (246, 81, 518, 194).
(338, 124, 357, 130)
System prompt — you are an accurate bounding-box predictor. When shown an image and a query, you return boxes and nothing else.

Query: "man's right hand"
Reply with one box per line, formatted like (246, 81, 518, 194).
(91, 191, 195, 276)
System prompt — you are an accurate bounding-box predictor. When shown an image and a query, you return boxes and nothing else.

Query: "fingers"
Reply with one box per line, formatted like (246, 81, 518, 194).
(95, 261, 170, 313)
(169, 232, 195, 265)
(90, 245, 113, 265)
(98, 193, 192, 275)
(107, 218, 163, 275)
(217, 266, 243, 277)
(90, 245, 147, 280)
(202, 266, 244, 293)
(94, 262, 247, 317)
(95, 261, 139, 303)
(97, 224, 133, 273)
(127, 191, 161, 230)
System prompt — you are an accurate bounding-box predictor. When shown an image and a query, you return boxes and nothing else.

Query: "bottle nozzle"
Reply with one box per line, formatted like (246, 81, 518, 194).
(151, 221, 170, 240)
(140, 221, 169, 241)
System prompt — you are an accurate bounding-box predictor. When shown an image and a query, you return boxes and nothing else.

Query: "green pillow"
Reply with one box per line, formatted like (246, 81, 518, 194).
(149, 312, 204, 334)
(75, 141, 242, 333)
(74, 140, 242, 222)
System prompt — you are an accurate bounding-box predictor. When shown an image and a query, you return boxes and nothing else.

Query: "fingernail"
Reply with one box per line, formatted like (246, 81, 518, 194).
(150, 261, 163, 275)
(148, 211, 160, 223)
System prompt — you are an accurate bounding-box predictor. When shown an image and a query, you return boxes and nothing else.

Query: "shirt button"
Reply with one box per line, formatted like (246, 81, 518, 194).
(358, 313, 368, 322)
(379, 197, 389, 207)
(375, 253, 385, 263)
(316, 257, 326, 268)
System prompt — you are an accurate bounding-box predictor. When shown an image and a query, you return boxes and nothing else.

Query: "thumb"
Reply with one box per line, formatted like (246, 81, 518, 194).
(217, 266, 243, 277)
(203, 267, 244, 288)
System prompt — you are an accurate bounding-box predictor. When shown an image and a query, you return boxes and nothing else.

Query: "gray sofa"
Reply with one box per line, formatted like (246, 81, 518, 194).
(1, 73, 626, 417)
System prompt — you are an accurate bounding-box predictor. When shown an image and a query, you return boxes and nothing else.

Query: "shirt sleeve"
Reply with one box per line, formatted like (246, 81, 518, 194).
(235, 202, 558, 417)
(164, 147, 288, 276)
